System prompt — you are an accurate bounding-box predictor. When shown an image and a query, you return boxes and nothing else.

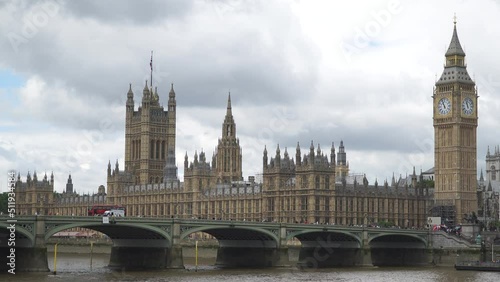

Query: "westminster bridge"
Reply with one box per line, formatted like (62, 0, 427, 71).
(0, 215, 434, 271)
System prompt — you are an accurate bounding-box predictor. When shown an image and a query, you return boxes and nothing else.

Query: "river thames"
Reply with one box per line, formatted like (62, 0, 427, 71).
(3, 252, 500, 281)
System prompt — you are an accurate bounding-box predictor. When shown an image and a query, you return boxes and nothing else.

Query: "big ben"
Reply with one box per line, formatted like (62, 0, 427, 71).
(433, 19, 478, 225)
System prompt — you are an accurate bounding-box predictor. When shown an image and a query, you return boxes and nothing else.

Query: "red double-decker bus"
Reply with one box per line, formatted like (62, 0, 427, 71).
(88, 204, 126, 216)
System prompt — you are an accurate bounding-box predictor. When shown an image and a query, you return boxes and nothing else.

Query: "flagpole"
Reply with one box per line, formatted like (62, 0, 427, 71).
(150, 50, 153, 88)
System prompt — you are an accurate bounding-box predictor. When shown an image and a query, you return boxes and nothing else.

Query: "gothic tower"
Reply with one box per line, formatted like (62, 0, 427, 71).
(65, 174, 74, 194)
(433, 20, 478, 224)
(124, 81, 177, 185)
(214, 93, 243, 183)
(336, 140, 349, 179)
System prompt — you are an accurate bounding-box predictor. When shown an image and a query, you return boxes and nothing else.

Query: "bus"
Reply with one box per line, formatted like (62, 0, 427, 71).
(88, 205, 126, 216)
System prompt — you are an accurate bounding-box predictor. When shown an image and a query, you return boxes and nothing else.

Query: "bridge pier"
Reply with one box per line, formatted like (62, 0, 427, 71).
(370, 248, 429, 266)
(215, 240, 290, 267)
(109, 246, 178, 269)
(108, 222, 184, 270)
(297, 247, 360, 268)
(15, 216, 49, 272)
(108, 241, 184, 269)
(359, 247, 373, 267)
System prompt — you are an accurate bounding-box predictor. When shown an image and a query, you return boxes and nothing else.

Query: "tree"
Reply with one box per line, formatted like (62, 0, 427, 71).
(0, 192, 8, 214)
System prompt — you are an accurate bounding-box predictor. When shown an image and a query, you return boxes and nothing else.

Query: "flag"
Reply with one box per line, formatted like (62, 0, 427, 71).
(150, 51, 153, 71)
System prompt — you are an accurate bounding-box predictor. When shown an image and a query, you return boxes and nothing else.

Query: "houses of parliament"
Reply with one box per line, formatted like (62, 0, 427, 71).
(15, 21, 486, 228)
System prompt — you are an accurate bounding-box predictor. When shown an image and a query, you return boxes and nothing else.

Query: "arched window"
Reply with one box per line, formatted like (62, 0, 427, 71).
(491, 165, 496, 181)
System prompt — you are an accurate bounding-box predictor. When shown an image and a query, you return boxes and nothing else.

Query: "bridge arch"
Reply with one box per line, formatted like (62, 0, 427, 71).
(368, 233, 429, 266)
(44, 222, 172, 245)
(286, 229, 362, 246)
(368, 233, 427, 247)
(0, 222, 35, 247)
(180, 224, 282, 267)
(180, 225, 279, 246)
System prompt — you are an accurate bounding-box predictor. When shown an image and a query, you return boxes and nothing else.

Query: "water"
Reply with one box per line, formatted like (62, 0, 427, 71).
(3, 253, 500, 281)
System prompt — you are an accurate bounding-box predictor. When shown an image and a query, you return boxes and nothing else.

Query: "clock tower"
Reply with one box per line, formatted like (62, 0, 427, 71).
(433, 19, 478, 225)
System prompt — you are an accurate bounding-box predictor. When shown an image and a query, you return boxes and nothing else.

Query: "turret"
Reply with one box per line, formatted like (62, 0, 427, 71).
(66, 174, 74, 193)
(50, 171, 54, 185)
(309, 140, 315, 163)
(126, 83, 134, 110)
(107, 160, 112, 177)
(263, 146, 268, 168)
(337, 140, 346, 165)
(330, 142, 336, 165)
(295, 142, 301, 165)
(212, 152, 216, 169)
(411, 166, 417, 188)
(275, 144, 281, 167)
(184, 152, 189, 169)
(142, 80, 150, 105)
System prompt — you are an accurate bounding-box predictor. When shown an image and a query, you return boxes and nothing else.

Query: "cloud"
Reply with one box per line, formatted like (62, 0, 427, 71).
(1, 0, 500, 193)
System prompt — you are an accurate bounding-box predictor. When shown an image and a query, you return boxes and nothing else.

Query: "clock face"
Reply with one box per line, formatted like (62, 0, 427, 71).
(462, 97, 474, 115)
(437, 98, 451, 115)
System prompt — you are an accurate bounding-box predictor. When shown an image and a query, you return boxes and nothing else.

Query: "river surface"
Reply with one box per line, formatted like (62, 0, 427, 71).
(4, 252, 500, 281)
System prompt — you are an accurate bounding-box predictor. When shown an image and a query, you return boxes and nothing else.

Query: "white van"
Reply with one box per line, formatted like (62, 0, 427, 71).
(103, 209, 125, 217)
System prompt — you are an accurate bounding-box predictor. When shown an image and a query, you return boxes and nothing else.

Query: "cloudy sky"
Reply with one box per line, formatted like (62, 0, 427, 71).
(1, 0, 500, 194)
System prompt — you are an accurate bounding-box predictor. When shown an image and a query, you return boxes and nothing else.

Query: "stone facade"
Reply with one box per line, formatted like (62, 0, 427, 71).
(15, 171, 54, 215)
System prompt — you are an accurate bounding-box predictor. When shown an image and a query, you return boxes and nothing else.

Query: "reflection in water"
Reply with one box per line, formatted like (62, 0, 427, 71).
(3, 252, 500, 282)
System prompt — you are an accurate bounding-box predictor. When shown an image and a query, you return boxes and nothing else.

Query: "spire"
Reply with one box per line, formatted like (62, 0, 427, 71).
(330, 142, 336, 164)
(169, 83, 175, 97)
(480, 169, 484, 182)
(226, 92, 232, 116)
(127, 83, 133, 98)
(436, 18, 474, 85)
(142, 80, 150, 102)
(445, 15, 465, 57)
(222, 92, 235, 138)
(154, 86, 159, 101)
(263, 145, 268, 168)
(296, 142, 301, 165)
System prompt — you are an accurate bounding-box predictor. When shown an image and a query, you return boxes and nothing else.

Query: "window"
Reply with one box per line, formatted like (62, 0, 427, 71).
(491, 165, 496, 181)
